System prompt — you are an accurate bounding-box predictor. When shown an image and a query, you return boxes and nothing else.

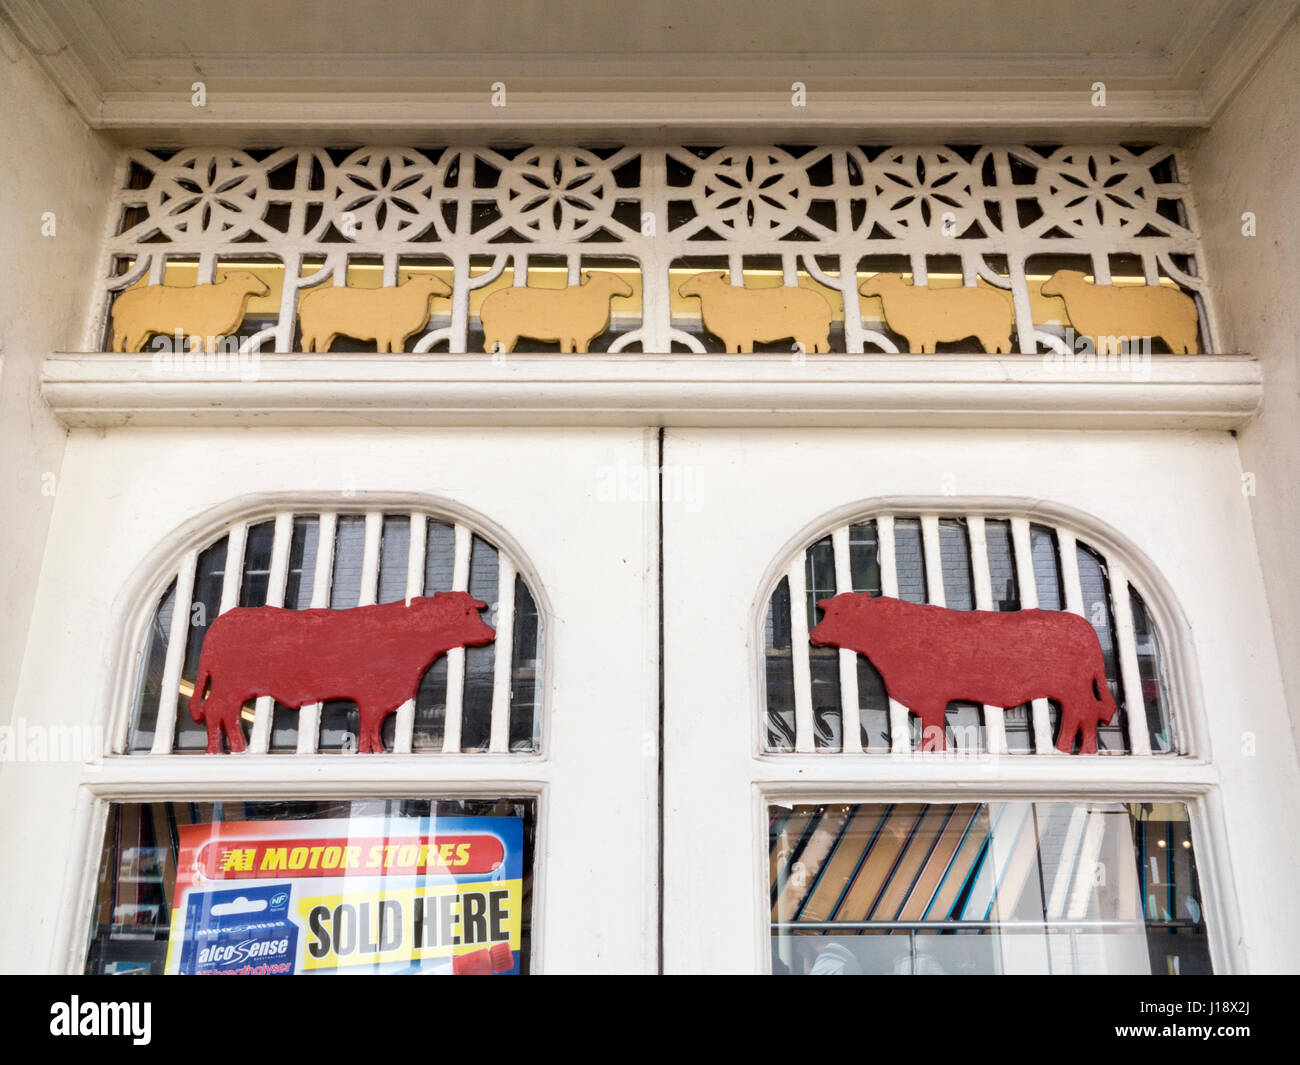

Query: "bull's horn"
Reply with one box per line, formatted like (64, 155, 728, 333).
(471, 598, 490, 611)
(817, 598, 836, 610)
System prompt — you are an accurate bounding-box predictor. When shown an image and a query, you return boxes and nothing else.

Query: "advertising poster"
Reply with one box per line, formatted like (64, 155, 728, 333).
(163, 816, 523, 975)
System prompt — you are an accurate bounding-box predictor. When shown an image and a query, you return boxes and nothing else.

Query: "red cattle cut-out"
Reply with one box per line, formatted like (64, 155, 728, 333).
(189, 592, 496, 754)
(808, 593, 1119, 753)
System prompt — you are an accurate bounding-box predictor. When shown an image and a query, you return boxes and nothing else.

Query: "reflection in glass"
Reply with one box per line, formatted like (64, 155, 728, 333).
(769, 800, 1211, 975)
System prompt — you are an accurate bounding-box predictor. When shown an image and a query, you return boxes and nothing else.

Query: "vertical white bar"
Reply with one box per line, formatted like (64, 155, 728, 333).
(216, 522, 249, 749)
(1107, 561, 1152, 756)
(1010, 517, 1054, 754)
(393, 513, 426, 755)
(489, 557, 518, 753)
(358, 511, 383, 607)
(920, 515, 945, 607)
(968, 517, 1007, 755)
(441, 523, 473, 753)
(150, 551, 197, 755)
(831, 525, 861, 754)
(786, 553, 815, 753)
(218, 522, 248, 615)
(876, 515, 911, 753)
(297, 512, 336, 754)
(248, 513, 294, 754)
(1057, 529, 1084, 616)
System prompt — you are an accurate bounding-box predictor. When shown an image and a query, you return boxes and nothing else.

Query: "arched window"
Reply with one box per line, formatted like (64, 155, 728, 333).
(123, 507, 543, 755)
(761, 510, 1180, 756)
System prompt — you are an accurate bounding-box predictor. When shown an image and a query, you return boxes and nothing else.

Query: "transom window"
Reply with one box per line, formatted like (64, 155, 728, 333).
(762, 512, 1176, 755)
(125, 508, 543, 755)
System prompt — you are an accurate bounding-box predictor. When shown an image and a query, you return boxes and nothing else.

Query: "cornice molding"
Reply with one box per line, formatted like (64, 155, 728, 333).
(4, 0, 1295, 141)
(41, 352, 1262, 431)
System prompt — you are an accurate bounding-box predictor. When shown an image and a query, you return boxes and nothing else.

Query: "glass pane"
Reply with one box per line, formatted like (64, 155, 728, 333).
(376, 515, 411, 605)
(329, 514, 367, 609)
(1130, 586, 1174, 754)
(1029, 523, 1063, 611)
(509, 575, 542, 752)
(937, 518, 974, 610)
(238, 520, 277, 607)
(984, 519, 1020, 611)
(1075, 544, 1128, 753)
(460, 536, 499, 752)
(893, 518, 927, 604)
(127, 579, 175, 753)
(805, 537, 841, 750)
(764, 577, 796, 751)
(175, 537, 234, 753)
(769, 801, 1212, 975)
(847, 522, 881, 595)
(85, 798, 535, 975)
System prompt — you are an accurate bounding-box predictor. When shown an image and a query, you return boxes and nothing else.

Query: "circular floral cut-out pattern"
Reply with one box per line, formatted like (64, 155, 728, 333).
(858, 148, 981, 236)
(496, 149, 618, 241)
(145, 150, 270, 240)
(686, 147, 814, 238)
(327, 148, 444, 241)
(1036, 148, 1159, 236)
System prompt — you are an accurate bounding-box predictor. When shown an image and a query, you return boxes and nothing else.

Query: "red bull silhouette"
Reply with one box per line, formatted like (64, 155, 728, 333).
(189, 592, 496, 754)
(808, 593, 1118, 753)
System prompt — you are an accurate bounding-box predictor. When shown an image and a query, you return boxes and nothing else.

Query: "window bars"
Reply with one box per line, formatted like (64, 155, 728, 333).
(126, 510, 542, 756)
(93, 145, 1217, 356)
(764, 514, 1174, 756)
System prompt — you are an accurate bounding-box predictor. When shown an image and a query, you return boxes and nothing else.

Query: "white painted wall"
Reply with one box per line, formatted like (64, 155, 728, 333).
(0, 19, 115, 726)
(1190, 14, 1300, 753)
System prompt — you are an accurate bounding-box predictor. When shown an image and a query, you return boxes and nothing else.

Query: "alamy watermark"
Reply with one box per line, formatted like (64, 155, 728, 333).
(1041, 328, 1152, 381)
(0, 718, 104, 762)
(150, 331, 261, 382)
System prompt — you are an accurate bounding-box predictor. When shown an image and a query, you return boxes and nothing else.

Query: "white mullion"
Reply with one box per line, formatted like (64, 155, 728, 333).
(358, 512, 383, 606)
(1107, 560, 1153, 756)
(920, 515, 945, 607)
(297, 512, 336, 754)
(830, 525, 861, 754)
(876, 515, 911, 754)
(488, 556, 518, 754)
(441, 523, 473, 753)
(786, 553, 815, 754)
(393, 513, 427, 754)
(149, 551, 197, 755)
(218, 522, 248, 615)
(248, 513, 293, 754)
(1010, 517, 1054, 754)
(1057, 529, 1085, 616)
(968, 517, 1007, 755)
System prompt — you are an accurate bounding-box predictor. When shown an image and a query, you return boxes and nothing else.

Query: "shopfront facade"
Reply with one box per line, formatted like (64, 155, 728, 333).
(2, 2, 1299, 975)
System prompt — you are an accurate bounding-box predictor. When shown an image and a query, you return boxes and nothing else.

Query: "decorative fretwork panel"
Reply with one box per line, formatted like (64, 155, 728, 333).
(95, 145, 1218, 356)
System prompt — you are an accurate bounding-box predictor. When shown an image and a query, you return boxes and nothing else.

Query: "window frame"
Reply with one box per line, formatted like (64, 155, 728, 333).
(57, 490, 558, 975)
(747, 495, 1235, 973)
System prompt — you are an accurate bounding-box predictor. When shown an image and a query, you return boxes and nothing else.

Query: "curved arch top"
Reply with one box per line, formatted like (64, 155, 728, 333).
(111, 492, 548, 759)
(754, 496, 1203, 759)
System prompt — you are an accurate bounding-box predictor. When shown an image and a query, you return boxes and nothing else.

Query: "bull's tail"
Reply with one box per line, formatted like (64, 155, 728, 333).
(1095, 666, 1119, 724)
(190, 663, 211, 722)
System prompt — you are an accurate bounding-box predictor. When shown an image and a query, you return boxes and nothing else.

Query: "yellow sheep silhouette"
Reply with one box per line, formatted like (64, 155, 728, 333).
(479, 271, 633, 354)
(678, 271, 833, 353)
(1040, 270, 1199, 354)
(110, 271, 269, 353)
(298, 275, 451, 353)
(858, 273, 1014, 354)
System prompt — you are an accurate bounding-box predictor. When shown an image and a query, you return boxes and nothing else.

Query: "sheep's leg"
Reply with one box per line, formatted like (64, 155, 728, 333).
(574, 337, 589, 354)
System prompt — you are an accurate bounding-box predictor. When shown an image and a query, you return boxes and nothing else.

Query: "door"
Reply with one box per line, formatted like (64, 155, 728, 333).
(660, 426, 1291, 974)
